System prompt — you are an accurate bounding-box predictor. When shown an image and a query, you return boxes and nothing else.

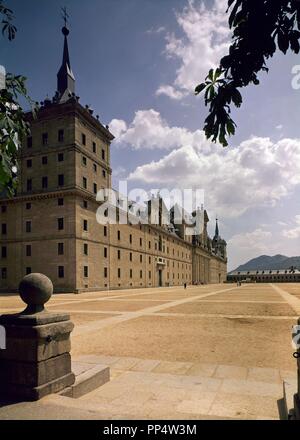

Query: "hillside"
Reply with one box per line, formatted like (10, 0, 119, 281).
(231, 254, 300, 273)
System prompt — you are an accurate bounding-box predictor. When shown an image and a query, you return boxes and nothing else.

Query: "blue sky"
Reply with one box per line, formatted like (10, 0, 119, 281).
(2, 0, 300, 270)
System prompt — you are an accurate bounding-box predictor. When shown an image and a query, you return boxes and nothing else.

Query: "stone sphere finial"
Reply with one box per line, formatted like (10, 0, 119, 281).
(19, 273, 53, 314)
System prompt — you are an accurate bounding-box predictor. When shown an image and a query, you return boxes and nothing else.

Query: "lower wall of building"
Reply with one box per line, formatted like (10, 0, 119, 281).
(0, 197, 227, 293)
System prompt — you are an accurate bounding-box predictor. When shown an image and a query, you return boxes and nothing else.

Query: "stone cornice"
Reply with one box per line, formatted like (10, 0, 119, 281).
(26, 100, 114, 143)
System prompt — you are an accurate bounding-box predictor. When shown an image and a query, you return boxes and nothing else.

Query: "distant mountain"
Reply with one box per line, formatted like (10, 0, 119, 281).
(230, 254, 300, 273)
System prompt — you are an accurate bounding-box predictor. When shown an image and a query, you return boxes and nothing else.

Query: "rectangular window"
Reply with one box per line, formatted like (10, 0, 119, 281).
(118, 250, 121, 259)
(1, 246, 7, 258)
(42, 176, 48, 189)
(92, 142, 96, 153)
(26, 202, 31, 210)
(130, 252, 132, 261)
(26, 267, 31, 275)
(1, 267, 7, 279)
(104, 226, 107, 236)
(83, 200, 88, 209)
(58, 198, 64, 206)
(140, 270, 143, 279)
(84, 243, 88, 255)
(58, 153, 64, 162)
(84, 266, 88, 277)
(140, 254, 142, 263)
(26, 245, 31, 257)
(42, 156, 48, 165)
(83, 177, 87, 189)
(26, 159, 32, 168)
(130, 269, 132, 278)
(93, 183, 97, 194)
(58, 174, 64, 186)
(58, 129, 64, 142)
(27, 136, 32, 148)
(1, 205, 6, 213)
(117, 230, 120, 240)
(58, 243, 64, 255)
(102, 149, 105, 160)
(118, 268, 121, 278)
(102, 169, 106, 178)
(104, 267, 108, 278)
(82, 156, 87, 166)
(93, 163, 97, 173)
(140, 238, 142, 246)
(42, 132, 48, 146)
(83, 219, 88, 231)
(129, 234, 132, 244)
(82, 133, 86, 145)
(27, 179, 32, 191)
(58, 266, 64, 278)
(148, 241, 151, 249)
(26, 221, 31, 233)
(104, 247, 107, 258)
(57, 218, 64, 230)
(149, 271, 151, 278)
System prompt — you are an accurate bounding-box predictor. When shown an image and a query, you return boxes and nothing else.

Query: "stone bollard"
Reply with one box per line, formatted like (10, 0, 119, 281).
(0, 273, 75, 401)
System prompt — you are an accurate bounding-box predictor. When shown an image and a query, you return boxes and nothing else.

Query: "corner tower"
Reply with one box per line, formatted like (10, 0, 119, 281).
(0, 13, 114, 292)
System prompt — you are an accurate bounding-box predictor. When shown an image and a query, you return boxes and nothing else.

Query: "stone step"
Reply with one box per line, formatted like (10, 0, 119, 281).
(74, 369, 284, 419)
(60, 361, 110, 398)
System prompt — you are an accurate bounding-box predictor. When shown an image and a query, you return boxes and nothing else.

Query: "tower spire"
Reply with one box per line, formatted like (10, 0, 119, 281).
(214, 218, 219, 239)
(57, 7, 75, 102)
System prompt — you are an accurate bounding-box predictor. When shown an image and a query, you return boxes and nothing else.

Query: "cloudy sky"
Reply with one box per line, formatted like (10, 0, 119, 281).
(2, 0, 300, 270)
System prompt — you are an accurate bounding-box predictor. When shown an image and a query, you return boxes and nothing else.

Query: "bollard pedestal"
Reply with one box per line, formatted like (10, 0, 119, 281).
(0, 273, 75, 401)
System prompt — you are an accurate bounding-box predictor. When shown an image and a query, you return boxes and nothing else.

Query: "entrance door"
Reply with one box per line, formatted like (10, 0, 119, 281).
(158, 270, 162, 287)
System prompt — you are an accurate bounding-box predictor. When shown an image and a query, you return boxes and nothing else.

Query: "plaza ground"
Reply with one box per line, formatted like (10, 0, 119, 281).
(0, 282, 299, 419)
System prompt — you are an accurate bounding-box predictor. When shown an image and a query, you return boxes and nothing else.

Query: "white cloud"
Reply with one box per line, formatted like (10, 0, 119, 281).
(109, 119, 127, 138)
(157, 0, 230, 99)
(228, 229, 272, 251)
(156, 85, 185, 100)
(227, 229, 275, 270)
(146, 26, 166, 35)
(282, 215, 300, 239)
(110, 109, 208, 150)
(114, 109, 300, 218)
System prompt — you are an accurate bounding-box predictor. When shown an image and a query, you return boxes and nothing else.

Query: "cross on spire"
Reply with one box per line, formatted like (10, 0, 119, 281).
(61, 6, 69, 28)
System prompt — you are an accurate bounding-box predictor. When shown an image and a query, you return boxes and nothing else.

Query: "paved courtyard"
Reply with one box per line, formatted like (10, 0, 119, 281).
(0, 282, 299, 419)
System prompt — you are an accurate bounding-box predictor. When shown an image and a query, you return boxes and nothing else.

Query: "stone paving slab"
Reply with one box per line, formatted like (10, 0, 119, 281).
(76, 366, 283, 419)
(247, 367, 281, 384)
(185, 362, 217, 377)
(214, 365, 248, 380)
(152, 361, 193, 375)
(130, 359, 161, 372)
(208, 392, 279, 419)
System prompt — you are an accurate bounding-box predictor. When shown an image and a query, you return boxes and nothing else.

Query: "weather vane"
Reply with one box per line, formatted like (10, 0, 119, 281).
(61, 6, 69, 27)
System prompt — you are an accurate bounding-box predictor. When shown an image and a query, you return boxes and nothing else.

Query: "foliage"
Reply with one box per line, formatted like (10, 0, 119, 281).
(0, 1, 35, 195)
(195, 0, 300, 147)
(0, 75, 34, 195)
